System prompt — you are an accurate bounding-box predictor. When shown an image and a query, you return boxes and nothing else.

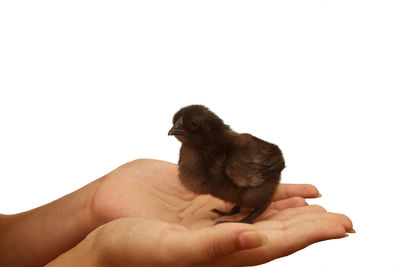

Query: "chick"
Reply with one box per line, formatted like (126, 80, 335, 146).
(168, 105, 285, 224)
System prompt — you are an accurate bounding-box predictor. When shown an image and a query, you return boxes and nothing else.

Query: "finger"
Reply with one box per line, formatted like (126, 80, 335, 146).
(261, 219, 348, 263)
(258, 206, 353, 233)
(282, 211, 354, 233)
(272, 184, 320, 201)
(268, 196, 308, 211)
(259, 208, 353, 233)
(216, 218, 348, 267)
(268, 205, 326, 221)
(179, 223, 266, 264)
(255, 205, 326, 229)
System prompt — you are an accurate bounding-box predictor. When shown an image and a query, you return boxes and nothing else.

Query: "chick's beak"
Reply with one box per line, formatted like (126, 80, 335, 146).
(168, 127, 185, 136)
(168, 117, 185, 136)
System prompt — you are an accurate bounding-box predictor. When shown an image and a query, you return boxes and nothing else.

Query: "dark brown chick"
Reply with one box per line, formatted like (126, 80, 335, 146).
(168, 104, 285, 224)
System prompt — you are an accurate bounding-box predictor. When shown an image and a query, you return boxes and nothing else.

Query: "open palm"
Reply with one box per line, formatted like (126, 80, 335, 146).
(92, 159, 319, 228)
(89, 159, 353, 266)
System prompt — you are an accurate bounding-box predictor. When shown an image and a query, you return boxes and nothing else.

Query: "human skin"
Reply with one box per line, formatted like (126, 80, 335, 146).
(0, 159, 353, 267)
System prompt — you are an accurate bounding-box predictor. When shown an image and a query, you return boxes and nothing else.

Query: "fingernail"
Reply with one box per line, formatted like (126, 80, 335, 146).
(238, 231, 268, 250)
(348, 228, 356, 233)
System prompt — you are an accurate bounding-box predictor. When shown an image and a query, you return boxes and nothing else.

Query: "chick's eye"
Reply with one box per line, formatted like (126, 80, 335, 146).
(191, 120, 198, 129)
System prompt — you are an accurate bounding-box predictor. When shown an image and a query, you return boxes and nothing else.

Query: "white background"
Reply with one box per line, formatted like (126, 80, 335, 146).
(1, 1, 399, 266)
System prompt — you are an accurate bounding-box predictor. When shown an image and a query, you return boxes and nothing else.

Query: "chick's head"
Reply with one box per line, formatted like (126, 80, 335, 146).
(168, 104, 228, 144)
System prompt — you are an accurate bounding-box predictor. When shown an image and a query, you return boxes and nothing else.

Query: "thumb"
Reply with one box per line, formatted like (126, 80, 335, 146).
(182, 223, 266, 264)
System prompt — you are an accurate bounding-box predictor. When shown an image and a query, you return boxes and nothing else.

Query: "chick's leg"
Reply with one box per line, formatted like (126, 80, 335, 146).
(238, 205, 268, 224)
(211, 205, 240, 216)
(216, 202, 269, 224)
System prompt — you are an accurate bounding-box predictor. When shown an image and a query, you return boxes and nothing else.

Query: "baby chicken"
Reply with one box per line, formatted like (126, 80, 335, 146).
(168, 105, 285, 224)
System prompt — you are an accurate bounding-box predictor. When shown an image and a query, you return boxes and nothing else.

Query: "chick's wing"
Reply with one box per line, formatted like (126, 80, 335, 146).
(224, 134, 284, 188)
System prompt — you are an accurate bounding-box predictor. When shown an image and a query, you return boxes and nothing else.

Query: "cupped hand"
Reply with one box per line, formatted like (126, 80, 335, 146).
(81, 159, 353, 267)
(91, 159, 321, 228)
(89, 205, 352, 267)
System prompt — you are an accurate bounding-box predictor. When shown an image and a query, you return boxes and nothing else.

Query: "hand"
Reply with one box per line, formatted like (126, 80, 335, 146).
(92, 159, 322, 228)
(58, 199, 352, 266)
(76, 159, 354, 266)
(3, 158, 353, 267)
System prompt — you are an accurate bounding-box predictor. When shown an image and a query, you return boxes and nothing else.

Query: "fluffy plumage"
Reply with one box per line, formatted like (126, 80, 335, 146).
(168, 104, 285, 223)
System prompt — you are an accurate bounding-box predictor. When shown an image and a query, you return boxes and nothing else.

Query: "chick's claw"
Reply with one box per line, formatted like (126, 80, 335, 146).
(211, 205, 241, 216)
